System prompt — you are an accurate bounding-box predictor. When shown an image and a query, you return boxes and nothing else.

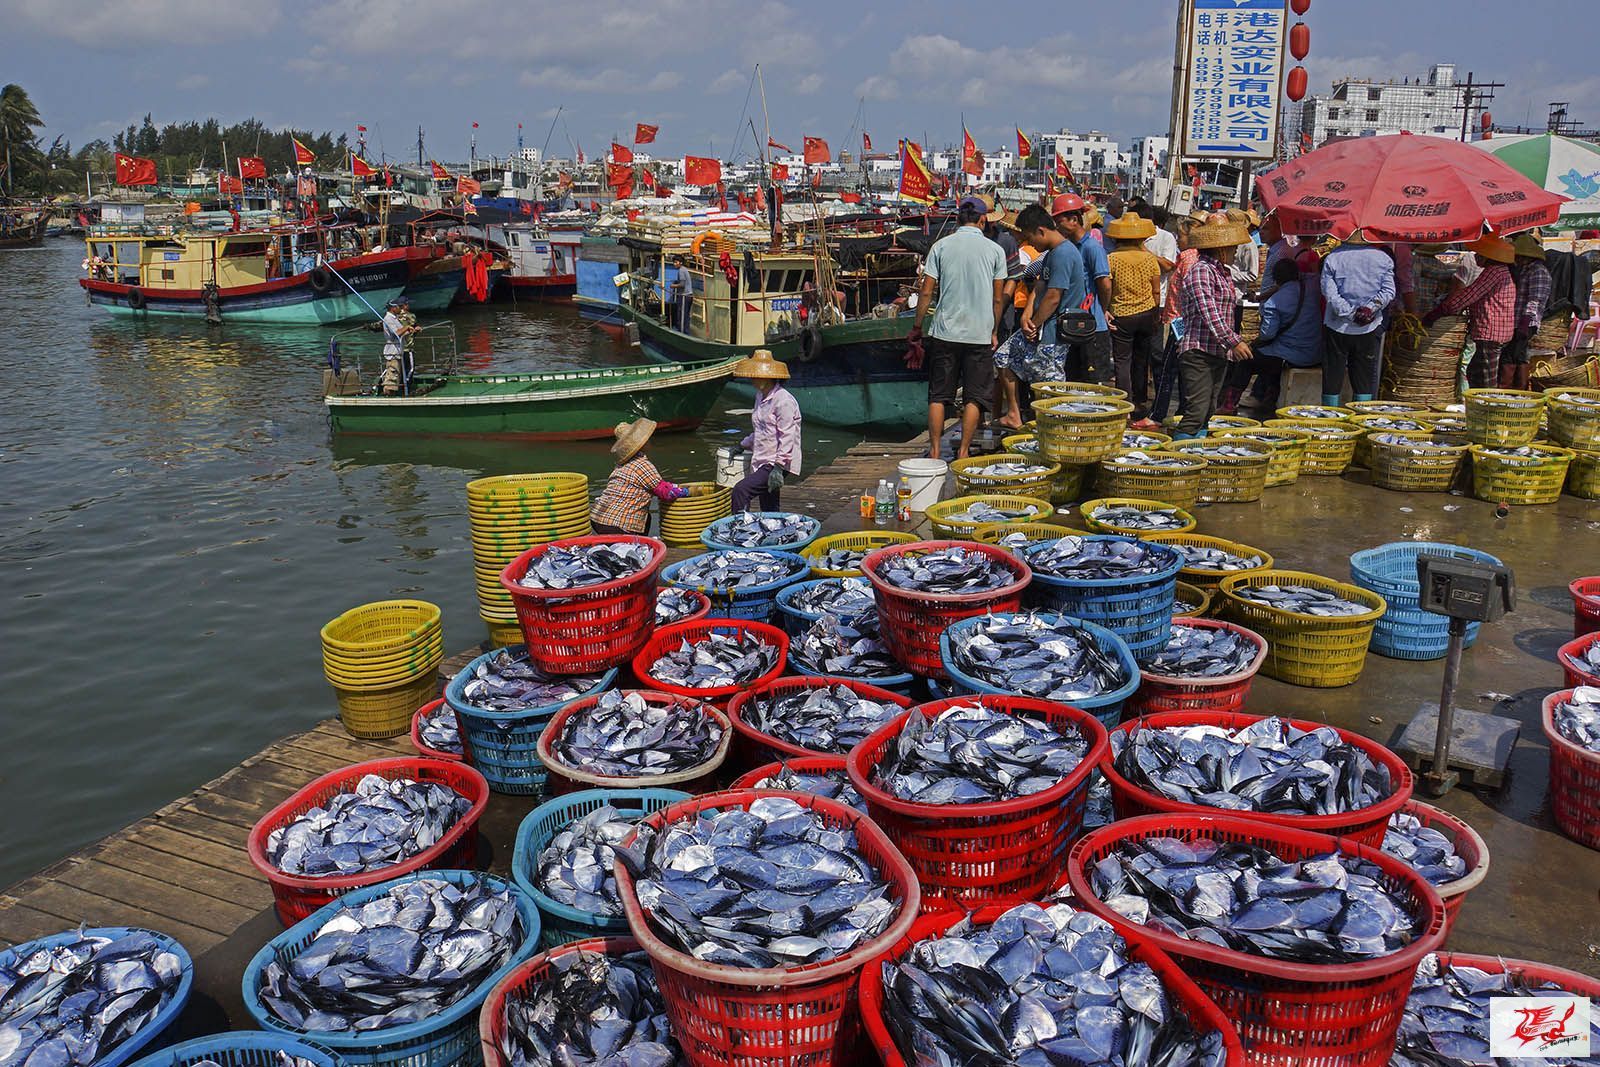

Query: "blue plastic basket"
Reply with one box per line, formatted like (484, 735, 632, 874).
(785, 651, 916, 698)
(510, 788, 690, 950)
(0, 927, 194, 1067)
(445, 646, 618, 796)
(243, 871, 538, 1067)
(128, 1034, 340, 1067)
(661, 550, 810, 623)
(774, 577, 857, 637)
(1350, 542, 1499, 660)
(699, 511, 822, 553)
(1021, 535, 1183, 663)
(939, 612, 1141, 728)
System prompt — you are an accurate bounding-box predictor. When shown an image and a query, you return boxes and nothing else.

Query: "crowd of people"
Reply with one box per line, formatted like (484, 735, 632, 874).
(909, 190, 1562, 458)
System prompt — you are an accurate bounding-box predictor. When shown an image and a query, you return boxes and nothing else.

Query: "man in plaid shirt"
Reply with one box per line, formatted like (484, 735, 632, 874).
(1173, 216, 1252, 439)
(1498, 233, 1553, 391)
(1423, 234, 1516, 389)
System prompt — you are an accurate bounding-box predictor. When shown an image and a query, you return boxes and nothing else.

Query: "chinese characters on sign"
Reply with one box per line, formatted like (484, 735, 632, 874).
(1180, 0, 1286, 161)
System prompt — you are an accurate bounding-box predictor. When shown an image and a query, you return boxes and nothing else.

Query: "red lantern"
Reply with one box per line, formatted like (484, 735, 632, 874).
(1290, 0, 1310, 12)
(1287, 66, 1308, 102)
(1481, 111, 1493, 129)
(1290, 22, 1310, 60)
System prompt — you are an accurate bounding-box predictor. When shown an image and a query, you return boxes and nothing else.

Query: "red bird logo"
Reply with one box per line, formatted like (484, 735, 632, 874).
(1512, 1003, 1575, 1047)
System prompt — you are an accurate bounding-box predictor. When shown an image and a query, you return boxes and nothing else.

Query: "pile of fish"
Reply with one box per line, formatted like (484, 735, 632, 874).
(1145, 624, 1258, 678)
(943, 501, 1048, 525)
(1041, 399, 1124, 416)
(1370, 432, 1462, 452)
(711, 512, 814, 548)
(809, 547, 871, 573)
(1554, 390, 1600, 409)
(1122, 431, 1171, 449)
(1280, 406, 1347, 420)
(654, 587, 702, 626)
(1026, 536, 1176, 581)
(787, 576, 875, 618)
(1105, 451, 1196, 469)
(1089, 504, 1189, 532)
(1292, 423, 1354, 439)
(517, 542, 654, 591)
(880, 902, 1228, 1067)
(964, 460, 1054, 480)
(417, 702, 463, 756)
(1552, 685, 1600, 752)
(1355, 403, 1422, 414)
(1382, 811, 1467, 887)
(1083, 772, 1115, 831)
(947, 613, 1130, 701)
(534, 803, 650, 916)
(646, 631, 780, 689)
(872, 702, 1091, 805)
(672, 551, 805, 590)
(1362, 416, 1433, 432)
(265, 774, 471, 877)
(1475, 445, 1552, 466)
(743, 683, 903, 754)
(552, 691, 723, 777)
(792, 611, 900, 679)
(1089, 837, 1419, 963)
(1391, 954, 1600, 1067)
(1178, 443, 1264, 461)
(1111, 717, 1390, 815)
(751, 762, 865, 812)
(259, 876, 523, 1032)
(458, 648, 605, 712)
(873, 546, 1021, 595)
(0, 929, 188, 1067)
(1233, 583, 1371, 617)
(497, 948, 679, 1067)
(621, 795, 897, 968)
(1010, 438, 1043, 455)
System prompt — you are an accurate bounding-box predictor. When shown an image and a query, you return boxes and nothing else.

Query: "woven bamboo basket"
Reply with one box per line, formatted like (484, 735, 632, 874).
(1237, 305, 1261, 345)
(1464, 388, 1547, 447)
(1544, 387, 1600, 450)
(950, 453, 1060, 499)
(1263, 419, 1361, 475)
(1532, 311, 1574, 351)
(1093, 451, 1208, 511)
(1031, 397, 1134, 464)
(1565, 448, 1600, 499)
(1145, 533, 1273, 592)
(1210, 427, 1311, 487)
(1469, 443, 1576, 506)
(1532, 351, 1600, 392)
(1348, 412, 1440, 468)
(1368, 432, 1471, 493)
(1168, 440, 1271, 503)
(1381, 317, 1468, 407)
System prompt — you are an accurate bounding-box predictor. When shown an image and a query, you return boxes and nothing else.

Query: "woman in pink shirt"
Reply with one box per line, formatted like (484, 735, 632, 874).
(729, 350, 803, 512)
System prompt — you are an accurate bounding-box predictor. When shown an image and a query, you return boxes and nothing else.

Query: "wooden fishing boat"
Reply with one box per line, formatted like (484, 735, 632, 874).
(324, 356, 738, 438)
(0, 209, 49, 249)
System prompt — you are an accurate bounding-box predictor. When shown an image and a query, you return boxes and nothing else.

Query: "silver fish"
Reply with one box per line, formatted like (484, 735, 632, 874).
(875, 545, 1020, 595)
(744, 683, 902, 754)
(497, 948, 680, 1067)
(789, 577, 875, 618)
(1552, 685, 1600, 752)
(873, 702, 1091, 805)
(1045, 400, 1123, 415)
(1181, 443, 1263, 459)
(654, 587, 702, 626)
(1011, 437, 1042, 454)
(1090, 504, 1188, 531)
(518, 543, 655, 591)
(535, 804, 652, 916)
(1381, 812, 1467, 887)
(1025, 535, 1177, 580)
(646, 631, 780, 689)
(1475, 445, 1549, 466)
(753, 763, 866, 813)
(811, 548, 870, 572)
(1369, 433, 1462, 452)
(672, 550, 806, 590)
(1105, 450, 1195, 469)
(460, 647, 605, 712)
(1122, 431, 1171, 449)
(948, 612, 1130, 701)
(265, 773, 471, 877)
(1166, 542, 1263, 572)
(1361, 416, 1432, 432)
(1555, 391, 1600, 409)
(965, 461, 1053, 479)
(710, 512, 815, 549)
(1146, 623, 1256, 678)
(553, 691, 723, 777)
(1281, 406, 1347, 419)
(1355, 403, 1424, 414)
(1235, 583, 1370, 617)
(792, 611, 901, 680)
(418, 703, 463, 755)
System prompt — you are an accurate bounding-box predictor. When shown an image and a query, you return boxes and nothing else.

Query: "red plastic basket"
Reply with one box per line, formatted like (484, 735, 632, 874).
(1124, 619, 1269, 717)
(1543, 689, 1600, 850)
(1392, 799, 1489, 935)
(410, 698, 465, 763)
(1429, 951, 1600, 997)
(1572, 577, 1600, 638)
(845, 695, 1110, 912)
(725, 677, 912, 771)
(479, 936, 642, 1067)
(659, 588, 713, 627)
(859, 904, 1247, 1067)
(1066, 813, 1447, 1067)
(1103, 711, 1414, 848)
(498, 535, 667, 674)
(729, 755, 849, 792)
(632, 619, 790, 709)
(860, 540, 1030, 678)
(535, 690, 731, 797)
(615, 789, 920, 1067)
(1558, 632, 1600, 688)
(246, 756, 488, 926)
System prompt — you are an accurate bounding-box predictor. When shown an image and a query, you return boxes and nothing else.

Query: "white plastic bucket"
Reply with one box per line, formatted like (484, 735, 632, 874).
(715, 446, 751, 488)
(898, 458, 948, 512)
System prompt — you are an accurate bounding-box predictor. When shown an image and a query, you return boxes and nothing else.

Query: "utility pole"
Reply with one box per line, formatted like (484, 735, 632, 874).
(1456, 72, 1503, 142)
(416, 126, 424, 168)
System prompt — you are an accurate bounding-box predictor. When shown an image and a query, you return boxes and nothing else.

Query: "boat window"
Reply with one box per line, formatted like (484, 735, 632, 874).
(114, 242, 140, 264)
(223, 241, 268, 258)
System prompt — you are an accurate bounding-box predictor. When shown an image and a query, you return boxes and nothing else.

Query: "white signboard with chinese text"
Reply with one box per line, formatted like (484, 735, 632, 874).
(1180, 0, 1287, 161)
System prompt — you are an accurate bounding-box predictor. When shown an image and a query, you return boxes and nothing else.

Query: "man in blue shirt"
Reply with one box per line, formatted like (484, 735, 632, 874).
(1320, 233, 1395, 404)
(1052, 193, 1114, 384)
(1219, 259, 1324, 415)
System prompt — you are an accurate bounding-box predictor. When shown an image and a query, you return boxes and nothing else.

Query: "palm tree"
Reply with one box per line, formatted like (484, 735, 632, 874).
(1, 84, 45, 194)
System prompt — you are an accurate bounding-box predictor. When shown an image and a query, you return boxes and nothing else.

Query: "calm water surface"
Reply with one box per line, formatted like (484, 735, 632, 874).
(0, 240, 861, 888)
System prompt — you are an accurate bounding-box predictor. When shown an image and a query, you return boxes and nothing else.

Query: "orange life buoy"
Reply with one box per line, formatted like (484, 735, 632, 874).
(689, 230, 722, 257)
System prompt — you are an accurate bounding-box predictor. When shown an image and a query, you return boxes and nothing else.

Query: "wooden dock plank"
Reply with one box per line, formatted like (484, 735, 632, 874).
(127, 824, 265, 881)
(6, 881, 222, 954)
(49, 859, 257, 936)
(143, 808, 257, 850)
(94, 838, 272, 910)
(0, 901, 98, 950)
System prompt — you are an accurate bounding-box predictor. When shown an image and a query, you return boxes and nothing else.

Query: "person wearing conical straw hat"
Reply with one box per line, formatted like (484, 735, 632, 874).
(727, 349, 801, 512)
(1421, 233, 1516, 390)
(1172, 214, 1253, 439)
(590, 418, 688, 535)
(1500, 232, 1551, 392)
(1104, 212, 1163, 424)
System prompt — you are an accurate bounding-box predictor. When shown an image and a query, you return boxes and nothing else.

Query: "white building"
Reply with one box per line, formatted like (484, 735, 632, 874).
(980, 148, 1016, 184)
(1297, 63, 1486, 147)
(1038, 129, 1120, 184)
(1127, 136, 1169, 192)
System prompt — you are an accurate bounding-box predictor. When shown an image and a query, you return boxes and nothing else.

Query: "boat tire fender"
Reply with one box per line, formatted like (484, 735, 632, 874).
(125, 287, 146, 310)
(798, 321, 824, 363)
(309, 267, 334, 294)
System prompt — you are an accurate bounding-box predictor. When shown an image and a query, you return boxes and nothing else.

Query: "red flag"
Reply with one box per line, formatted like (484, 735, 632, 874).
(754, 184, 766, 212)
(897, 141, 932, 205)
(961, 128, 982, 177)
(616, 180, 634, 199)
(1047, 173, 1057, 197)
(590, 200, 599, 211)
(351, 154, 376, 177)
(654, 182, 673, 197)
(384, 167, 393, 188)
(767, 137, 790, 152)
(840, 191, 861, 204)
(431, 160, 449, 179)
(611, 142, 633, 163)
(716, 180, 728, 213)
(1016, 127, 1032, 159)
(606, 162, 633, 187)
(685, 156, 721, 186)
(218, 174, 243, 194)
(770, 163, 788, 182)
(471, 122, 479, 129)
(803, 136, 829, 165)
(810, 168, 822, 188)
(521, 201, 533, 215)
(238, 156, 267, 179)
(634, 123, 658, 145)
(292, 137, 315, 166)
(356, 125, 367, 132)
(863, 132, 872, 153)
(114, 153, 157, 186)
(457, 176, 481, 195)
(1055, 155, 1070, 180)
(576, 144, 585, 164)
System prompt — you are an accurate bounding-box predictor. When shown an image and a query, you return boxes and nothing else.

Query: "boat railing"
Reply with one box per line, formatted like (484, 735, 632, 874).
(325, 321, 459, 394)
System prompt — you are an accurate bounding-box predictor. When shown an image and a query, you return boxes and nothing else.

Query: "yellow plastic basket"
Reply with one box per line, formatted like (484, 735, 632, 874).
(333, 673, 442, 740)
(972, 522, 1083, 550)
(1217, 570, 1386, 688)
(1003, 434, 1091, 503)
(1347, 412, 1441, 468)
(1463, 388, 1546, 447)
(802, 531, 920, 577)
(1031, 396, 1135, 464)
(1344, 400, 1432, 417)
(1119, 429, 1174, 451)
(660, 482, 731, 547)
(322, 635, 446, 682)
(482, 612, 523, 648)
(1210, 427, 1311, 487)
(1565, 448, 1600, 499)
(1079, 497, 1198, 535)
(950, 453, 1061, 500)
(1274, 405, 1351, 423)
(1093, 451, 1209, 511)
(320, 600, 442, 656)
(1263, 419, 1361, 476)
(1173, 580, 1213, 619)
(466, 471, 589, 503)
(1469, 444, 1576, 506)
(1144, 533, 1273, 591)
(1367, 431, 1470, 493)
(1168, 440, 1271, 503)
(1033, 381, 1129, 401)
(1544, 387, 1600, 450)
(926, 494, 1055, 539)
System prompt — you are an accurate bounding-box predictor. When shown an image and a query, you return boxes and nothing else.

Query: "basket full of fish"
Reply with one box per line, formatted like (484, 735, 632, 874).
(0, 926, 194, 1067)
(1468, 443, 1576, 506)
(727, 677, 911, 768)
(1381, 800, 1489, 934)
(1263, 418, 1362, 475)
(860, 540, 1031, 679)
(801, 530, 919, 578)
(243, 871, 538, 1067)
(846, 696, 1111, 912)
(124, 1032, 341, 1067)
(660, 549, 811, 622)
(923, 495, 1056, 540)
(1094, 449, 1210, 511)
(1559, 633, 1600, 689)
(729, 756, 866, 813)
(510, 788, 689, 949)
(1031, 396, 1136, 464)
(1124, 619, 1269, 717)
(1545, 386, 1600, 448)
(860, 902, 1245, 1067)
(699, 510, 822, 553)
(773, 576, 875, 637)
(938, 612, 1140, 727)
(1079, 496, 1198, 535)
(1066, 814, 1448, 1067)
(498, 536, 667, 674)
(1350, 542, 1500, 661)
(1542, 687, 1600, 850)
(1168, 440, 1272, 504)
(1209, 426, 1312, 487)
(410, 699, 464, 762)
(633, 620, 790, 708)
(1217, 570, 1387, 688)
(787, 603, 912, 695)
(949, 453, 1063, 499)
(1462, 387, 1547, 446)
(1143, 534, 1273, 593)
(536, 690, 731, 795)
(1365, 431, 1470, 493)
(1020, 534, 1185, 663)
(247, 757, 489, 927)
(655, 587, 711, 627)
(1104, 713, 1413, 848)
(613, 790, 920, 1067)
(444, 646, 618, 796)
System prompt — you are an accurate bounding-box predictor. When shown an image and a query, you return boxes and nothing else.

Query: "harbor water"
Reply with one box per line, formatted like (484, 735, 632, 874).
(0, 240, 862, 888)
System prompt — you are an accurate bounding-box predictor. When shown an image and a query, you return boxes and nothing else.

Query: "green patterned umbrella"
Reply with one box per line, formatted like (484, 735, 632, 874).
(1484, 133, 1600, 230)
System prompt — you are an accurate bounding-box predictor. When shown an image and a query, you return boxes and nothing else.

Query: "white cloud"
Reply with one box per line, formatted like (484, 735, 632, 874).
(646, 71, 683, 92)
(1, 0, 280, 45)
(175, 74, 210, 91)
(708, 68, 747, 93)
(856, 75, 898, 101)
(795, 73, 823, 95)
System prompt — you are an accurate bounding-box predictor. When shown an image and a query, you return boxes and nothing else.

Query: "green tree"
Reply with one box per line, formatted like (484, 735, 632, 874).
(1, 83, 46, 193)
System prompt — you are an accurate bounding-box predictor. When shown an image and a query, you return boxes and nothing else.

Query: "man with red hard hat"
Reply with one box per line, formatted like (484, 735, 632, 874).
(1051, 192, 1115, 384)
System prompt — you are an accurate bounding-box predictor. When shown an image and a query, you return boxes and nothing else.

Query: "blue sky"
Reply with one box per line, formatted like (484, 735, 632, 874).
(4, 0, 1593, 162)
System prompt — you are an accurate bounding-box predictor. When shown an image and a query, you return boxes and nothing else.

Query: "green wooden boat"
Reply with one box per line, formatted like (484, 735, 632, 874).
(324, 357, 737, 438)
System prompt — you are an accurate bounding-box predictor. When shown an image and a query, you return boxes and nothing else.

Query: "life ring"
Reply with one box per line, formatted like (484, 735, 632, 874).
(126, 287, 146, 310)
(309, 267, 334, 293)
(689, 230, 722, 256)
(798, 321, 824, 363)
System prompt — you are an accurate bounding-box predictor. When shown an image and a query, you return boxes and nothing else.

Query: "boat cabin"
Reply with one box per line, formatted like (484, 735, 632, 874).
(620, 237, 831, 346)
(84, 224, 380, 289)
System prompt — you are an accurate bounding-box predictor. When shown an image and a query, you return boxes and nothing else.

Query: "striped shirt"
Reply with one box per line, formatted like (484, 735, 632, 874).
(590, 455, 663, 533)
(1439, 263, 1515, 343)
(1514, 260, 1553, 332)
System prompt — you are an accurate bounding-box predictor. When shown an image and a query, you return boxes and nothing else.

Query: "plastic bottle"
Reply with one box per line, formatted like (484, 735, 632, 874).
(874, 479, 893, 526)
(896, 476, 913, 523)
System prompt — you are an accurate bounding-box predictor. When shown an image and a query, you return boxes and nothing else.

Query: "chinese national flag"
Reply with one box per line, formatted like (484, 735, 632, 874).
(431, 160, 449, 179)
(238, 156, 267, 179)
(685, 156, 721, 186)
(803, 136, 829, 165)
(1016, 127, 1032, 159)
(634, 123, 658, 145)
(961, 128, 982, 177)
(114, 153, 157, 186)
(218, 174, 243, 194)
(351, 154, 376, 177)
(611, 142, 633, 163)
(616, 180, 634, 200)
(457, 176, 482, 195)
(292, 137, 315, 166)
(810, 168, 821, 188)
(606, 162, 633, 187)
(863, 132, 872, 153)
(767, 137, 790, 152)
(840, 191, 861, 204)
(770, 163, 788, 182)
(897, 141, 932, 205)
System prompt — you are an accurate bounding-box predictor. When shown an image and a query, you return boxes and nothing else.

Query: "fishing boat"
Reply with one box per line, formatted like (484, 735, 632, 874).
(575, 232, 629, 323)
(0, 208, 49, 249)
(495, 222, 580, 298)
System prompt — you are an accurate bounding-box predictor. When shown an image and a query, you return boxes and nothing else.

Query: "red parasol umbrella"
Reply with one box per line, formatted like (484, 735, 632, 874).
(1258, 133, 1568, 243)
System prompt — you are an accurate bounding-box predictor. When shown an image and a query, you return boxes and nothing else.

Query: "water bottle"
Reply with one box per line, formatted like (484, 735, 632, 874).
(896, 476, 913, 523)
(874, 479, 893, 526)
